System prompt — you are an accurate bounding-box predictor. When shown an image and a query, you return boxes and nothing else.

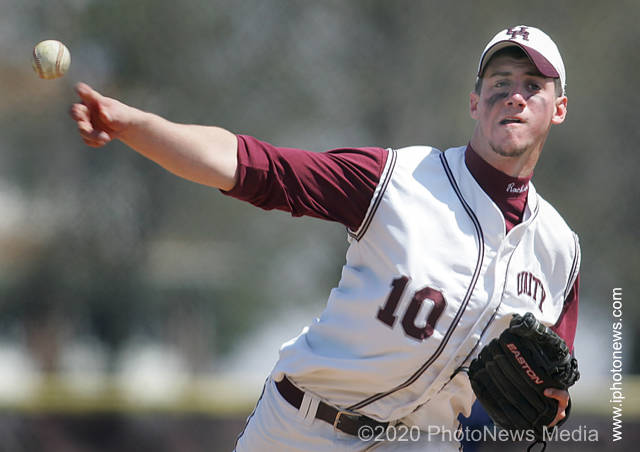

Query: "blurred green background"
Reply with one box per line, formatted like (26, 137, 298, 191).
(0, 0, 638, 450)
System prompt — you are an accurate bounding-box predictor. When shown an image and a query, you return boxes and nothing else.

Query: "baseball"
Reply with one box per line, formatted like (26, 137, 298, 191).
(32, 40, 71, 79)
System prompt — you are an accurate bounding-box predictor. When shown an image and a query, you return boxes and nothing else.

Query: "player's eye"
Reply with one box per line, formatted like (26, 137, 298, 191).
(494, 80, 508, 88)
(528, 82, 541, 91)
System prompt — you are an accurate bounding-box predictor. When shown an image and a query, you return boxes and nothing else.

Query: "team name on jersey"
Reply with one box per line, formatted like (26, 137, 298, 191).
(516, 271, 547, 309)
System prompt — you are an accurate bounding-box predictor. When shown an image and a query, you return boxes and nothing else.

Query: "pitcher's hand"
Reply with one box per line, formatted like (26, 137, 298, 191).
(70, 82, 134, 147)
(544, 388, 570, 427)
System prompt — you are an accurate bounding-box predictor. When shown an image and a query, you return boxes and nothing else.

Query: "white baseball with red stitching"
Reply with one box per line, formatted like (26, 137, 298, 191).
(32, 40, 71, 80)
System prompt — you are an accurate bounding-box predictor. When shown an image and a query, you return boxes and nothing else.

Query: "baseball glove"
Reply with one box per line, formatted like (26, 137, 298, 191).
(468, 312, 579, 440)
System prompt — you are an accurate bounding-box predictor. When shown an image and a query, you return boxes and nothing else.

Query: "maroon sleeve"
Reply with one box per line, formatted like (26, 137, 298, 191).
(551, 274, 579, 353)
(221, 135, 388, 230)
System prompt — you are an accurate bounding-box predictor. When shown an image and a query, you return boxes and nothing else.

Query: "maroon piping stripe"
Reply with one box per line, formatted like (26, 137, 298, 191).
(349, 149, 397, 241)
(563, 233, 580, 298)
(346, 151, 485, 412)
(460, 200, 541, 370)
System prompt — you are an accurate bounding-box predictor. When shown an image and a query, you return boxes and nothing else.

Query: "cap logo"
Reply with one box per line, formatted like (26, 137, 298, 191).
(506, 26, 529, 41)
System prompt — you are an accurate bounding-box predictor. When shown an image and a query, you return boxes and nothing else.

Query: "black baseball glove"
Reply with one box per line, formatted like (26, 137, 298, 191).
(468, 312, 579, 440)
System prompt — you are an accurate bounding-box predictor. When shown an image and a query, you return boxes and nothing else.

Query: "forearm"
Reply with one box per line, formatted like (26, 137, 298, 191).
(119, 111, 238, 190)
(71, 83, 239, 190)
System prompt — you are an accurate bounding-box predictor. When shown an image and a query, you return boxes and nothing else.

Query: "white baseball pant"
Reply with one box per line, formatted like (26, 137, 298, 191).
(233, 376, 462, 452)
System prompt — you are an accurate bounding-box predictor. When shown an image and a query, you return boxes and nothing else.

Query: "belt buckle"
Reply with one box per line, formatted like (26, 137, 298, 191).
(333, 410, 353, 433)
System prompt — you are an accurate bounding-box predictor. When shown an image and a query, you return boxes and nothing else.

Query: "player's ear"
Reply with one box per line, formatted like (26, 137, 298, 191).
(551, 95, 567, 125)
(470, 91, 480, 120)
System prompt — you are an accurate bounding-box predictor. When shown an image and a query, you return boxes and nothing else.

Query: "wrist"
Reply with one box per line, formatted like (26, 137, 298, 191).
(117, 108, 157, 143)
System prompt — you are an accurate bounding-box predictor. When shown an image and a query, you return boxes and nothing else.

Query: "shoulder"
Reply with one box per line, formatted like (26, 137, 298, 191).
(388, 145, 444, 172)
(532, 190, 581, 284)
(392, 145, 441, 159)
(535, 193, 579, 243)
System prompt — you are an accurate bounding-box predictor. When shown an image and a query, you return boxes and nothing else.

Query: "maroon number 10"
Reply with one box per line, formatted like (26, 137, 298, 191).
(376, 276, 447, 341)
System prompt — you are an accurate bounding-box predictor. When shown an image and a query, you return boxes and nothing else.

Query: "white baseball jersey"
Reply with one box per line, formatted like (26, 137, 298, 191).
(271, 144, 580, 427)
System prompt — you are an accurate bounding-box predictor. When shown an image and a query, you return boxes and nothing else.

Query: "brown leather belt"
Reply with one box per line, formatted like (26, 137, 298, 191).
(275, 376, 389, 436)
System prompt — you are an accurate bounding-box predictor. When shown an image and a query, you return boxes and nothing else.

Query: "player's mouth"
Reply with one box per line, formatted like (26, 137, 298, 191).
(500, 117, 525, 125)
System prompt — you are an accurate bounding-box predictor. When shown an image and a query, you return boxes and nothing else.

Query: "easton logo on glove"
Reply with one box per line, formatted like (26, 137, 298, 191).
(507, 343, 544, 385)
(468, 312, 580, 440)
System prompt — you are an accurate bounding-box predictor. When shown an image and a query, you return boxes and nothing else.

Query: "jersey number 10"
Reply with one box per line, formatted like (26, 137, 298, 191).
(376, 276, 447, 341)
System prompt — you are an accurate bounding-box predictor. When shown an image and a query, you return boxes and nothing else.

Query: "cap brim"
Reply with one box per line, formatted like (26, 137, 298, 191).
(478, 41, 559, 79)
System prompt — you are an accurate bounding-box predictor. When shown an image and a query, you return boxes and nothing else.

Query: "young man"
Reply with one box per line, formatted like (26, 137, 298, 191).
(70, 25, 579, 451)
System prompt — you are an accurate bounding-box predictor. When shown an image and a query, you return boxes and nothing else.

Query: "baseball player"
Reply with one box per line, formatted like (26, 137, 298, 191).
(70, 25, 579, 451)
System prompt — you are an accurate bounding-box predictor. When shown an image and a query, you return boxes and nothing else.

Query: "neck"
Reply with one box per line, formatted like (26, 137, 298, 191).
(464, 145, 532, 233)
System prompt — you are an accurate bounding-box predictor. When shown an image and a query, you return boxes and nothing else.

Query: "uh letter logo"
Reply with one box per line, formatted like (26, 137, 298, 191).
(506, 26, 530, 41)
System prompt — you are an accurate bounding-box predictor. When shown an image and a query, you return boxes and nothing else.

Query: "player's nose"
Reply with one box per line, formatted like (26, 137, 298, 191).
(506, 90, 526, 107)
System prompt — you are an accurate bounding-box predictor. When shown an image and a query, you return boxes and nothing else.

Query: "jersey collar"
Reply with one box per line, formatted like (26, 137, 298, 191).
(464, 145, 532, 233)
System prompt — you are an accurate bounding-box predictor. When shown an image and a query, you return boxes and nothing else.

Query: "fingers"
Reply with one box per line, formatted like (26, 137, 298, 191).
(75, 83, 112, 123)
(78, 123, 112, 147)
(70, 103, 111, 146)
(75, 82, 103, 107)
(544, 388, 569, 427)
(70, 83, 114, 147)
(70, 103, 89, 122)
(81, 129, 112, 147)
(78, 120, 112, 146)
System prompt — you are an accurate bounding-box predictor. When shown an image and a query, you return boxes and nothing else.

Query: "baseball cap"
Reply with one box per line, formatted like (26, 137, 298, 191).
(477, 26, 566, 95)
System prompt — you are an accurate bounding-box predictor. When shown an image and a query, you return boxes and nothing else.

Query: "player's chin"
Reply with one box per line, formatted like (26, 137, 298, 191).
(489, 142, 529, 158)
